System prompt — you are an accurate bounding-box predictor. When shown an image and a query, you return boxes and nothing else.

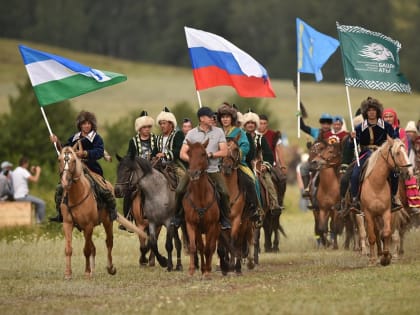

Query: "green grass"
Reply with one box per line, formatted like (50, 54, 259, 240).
(1, 205, 420, 315)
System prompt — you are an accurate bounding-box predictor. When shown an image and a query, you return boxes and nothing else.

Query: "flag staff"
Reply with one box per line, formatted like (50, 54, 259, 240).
(40, 107, 59, 156)
(296, 72, 301, 138)
(196, 90, 203, 108)
(344, 87, 360, 166)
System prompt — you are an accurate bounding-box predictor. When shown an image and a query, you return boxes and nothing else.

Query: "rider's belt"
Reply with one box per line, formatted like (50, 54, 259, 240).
(361, 145, 378, 151)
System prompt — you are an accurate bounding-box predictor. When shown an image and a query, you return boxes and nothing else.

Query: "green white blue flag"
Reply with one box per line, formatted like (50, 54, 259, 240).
(336, 23, 410, 93)
(18, 44, 127, 106)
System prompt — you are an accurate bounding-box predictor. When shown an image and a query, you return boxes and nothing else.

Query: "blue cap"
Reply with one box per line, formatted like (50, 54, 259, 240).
(319, 113, 333, 123)
(333, 115, 343, 123)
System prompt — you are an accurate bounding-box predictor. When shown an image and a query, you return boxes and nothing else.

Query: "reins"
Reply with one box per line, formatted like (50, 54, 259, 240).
(379, 143, 412, 172)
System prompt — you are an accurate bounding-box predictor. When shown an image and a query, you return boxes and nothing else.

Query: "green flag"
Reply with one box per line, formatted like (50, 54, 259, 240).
(336, 23, 411, 93)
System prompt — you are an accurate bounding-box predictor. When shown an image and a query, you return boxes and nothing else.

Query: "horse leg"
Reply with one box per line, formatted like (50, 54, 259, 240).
(273, 215, 280, 252)
(253, 228, 260, 264)
(172, 227, 183, 271)
(356, 214, 368, 255)
(63, 221, 73, 280)
(186, 223, 197, 276)
(148, 225, 168, 268)
(103, 217, 116, 275)
(165, 225, 175, 272)
(263, 218, 272, 252)
(246, 226, 255, 270)
(380, 211, 392, 266)
(204, 225, 219, 279)
(391, 229, 400, 260)
(364, 212, 377, 266)
(83, 226, 95, 278)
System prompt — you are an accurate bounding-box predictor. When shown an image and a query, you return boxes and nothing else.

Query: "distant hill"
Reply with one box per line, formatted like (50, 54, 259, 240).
(1, 38, 419, 145)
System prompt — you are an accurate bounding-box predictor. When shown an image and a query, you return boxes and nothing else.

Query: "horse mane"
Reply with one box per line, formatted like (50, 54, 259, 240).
(364, 138, 404, 179)
(134, 156, 153, 175)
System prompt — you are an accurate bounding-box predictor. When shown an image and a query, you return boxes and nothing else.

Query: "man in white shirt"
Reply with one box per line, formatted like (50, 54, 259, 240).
(12, 156, 45, 223)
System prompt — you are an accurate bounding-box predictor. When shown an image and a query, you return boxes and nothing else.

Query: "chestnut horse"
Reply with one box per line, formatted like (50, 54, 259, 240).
(360, 138, 413, 266)
(183, 139, 226, 278)
(310, 140, 343, 249)
(220, 136, 255, 274)
(58, 146, 146, 279)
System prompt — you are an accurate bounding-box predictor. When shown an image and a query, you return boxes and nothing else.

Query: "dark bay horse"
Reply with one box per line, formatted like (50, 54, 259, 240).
(114, 155, 182, 271)
(310, 140, 343, 249)
(58, 146, 145, 279)
(183, 139, 226, 278)
(221, 136, 255, 274)
(360, 138, 413, 266)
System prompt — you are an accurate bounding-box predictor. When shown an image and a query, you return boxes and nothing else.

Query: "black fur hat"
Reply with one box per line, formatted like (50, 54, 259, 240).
(76, 111, 97, 131)
(361, 97, 383, 119)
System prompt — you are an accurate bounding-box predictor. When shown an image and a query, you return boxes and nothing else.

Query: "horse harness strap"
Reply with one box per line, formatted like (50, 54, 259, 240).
(186, 186, 217, 218)
(63, 190, 94, 231)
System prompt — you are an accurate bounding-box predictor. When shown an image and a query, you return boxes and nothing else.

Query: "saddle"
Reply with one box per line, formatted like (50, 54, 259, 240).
(151, 157, 179, 191)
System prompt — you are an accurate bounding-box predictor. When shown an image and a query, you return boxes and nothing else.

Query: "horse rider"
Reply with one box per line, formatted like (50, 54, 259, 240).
(348, 97, 401, 214)
(217, 102, 262, 223)
(242, 110, 282, 215)
(257, 114, 287, 210)
(382, 109, 420, 216)
(331, 115, 349, 141)
(299, 112, 334, 208)
(49, 110, 118, 222)
(172, 106, 231, 230)
(119, 110, 157, 230)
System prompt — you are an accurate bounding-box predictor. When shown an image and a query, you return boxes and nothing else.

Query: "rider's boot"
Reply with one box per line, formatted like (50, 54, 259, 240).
(391, 195, 403, 212)
(349, 197, 362, 215)
(301, 175, 310, 198)
(49, 184, 63, 223)
(101, 188, 118, 221)
(219, 194, 232, 230)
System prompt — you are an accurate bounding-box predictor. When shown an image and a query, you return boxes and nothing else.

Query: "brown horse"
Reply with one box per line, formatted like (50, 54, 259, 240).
(310, 140, 342, 249)
(58, 146, 146, 279)
(183, 139, 224, 278)
(360, 138, 413, 266)
(220, 136, 255, 274)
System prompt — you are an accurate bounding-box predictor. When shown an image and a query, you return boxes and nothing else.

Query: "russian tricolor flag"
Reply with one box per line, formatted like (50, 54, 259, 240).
(185, 27, 275, 98)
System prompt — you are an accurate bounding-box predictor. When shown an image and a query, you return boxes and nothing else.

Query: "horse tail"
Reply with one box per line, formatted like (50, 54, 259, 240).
(278, 223, 287, 238)
(116, 213, 148, 241)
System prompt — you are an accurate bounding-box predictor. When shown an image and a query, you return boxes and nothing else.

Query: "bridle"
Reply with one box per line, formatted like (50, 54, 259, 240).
(60, 150, 81, 189)
(379, 142, 412, 172)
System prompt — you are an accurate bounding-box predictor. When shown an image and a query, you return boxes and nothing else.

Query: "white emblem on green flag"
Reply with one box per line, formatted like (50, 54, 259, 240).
(336, 23, 411, 93)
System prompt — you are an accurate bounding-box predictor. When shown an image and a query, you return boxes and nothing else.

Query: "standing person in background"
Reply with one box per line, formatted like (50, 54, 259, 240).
(0, 161, 14, 201)
(12, 156, 45, 223)
(181, 118, 193, 136)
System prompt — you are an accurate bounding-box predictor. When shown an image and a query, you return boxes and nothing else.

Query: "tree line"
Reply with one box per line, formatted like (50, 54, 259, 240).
(1, 0, 419, 89)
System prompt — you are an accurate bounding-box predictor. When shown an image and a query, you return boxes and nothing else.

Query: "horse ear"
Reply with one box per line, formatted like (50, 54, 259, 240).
(116, 153, 122, 162)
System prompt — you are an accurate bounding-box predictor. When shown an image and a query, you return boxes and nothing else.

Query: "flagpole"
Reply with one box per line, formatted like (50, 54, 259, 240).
(297, 72, 301, 138)
(196, 90, 203, 108)
(345, 86, 360, 166)
(40, 107, 59, 156)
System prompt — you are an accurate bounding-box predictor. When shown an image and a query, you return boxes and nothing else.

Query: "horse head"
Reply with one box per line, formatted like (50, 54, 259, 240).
(115, 154, 139, 197)
(222, 135, 240, 176)
(311, 141, 342, 171)
(385, 137, 413, 177)
(186, 139, 209, 181)
(58, 146, 82, 191)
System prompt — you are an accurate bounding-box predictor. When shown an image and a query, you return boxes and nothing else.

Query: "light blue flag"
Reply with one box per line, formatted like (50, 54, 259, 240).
(297, 18, 340, 81)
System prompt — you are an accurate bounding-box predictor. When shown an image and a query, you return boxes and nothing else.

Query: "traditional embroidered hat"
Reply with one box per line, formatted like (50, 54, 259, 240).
(361, 97, 383, 119)
(217, 102, 237, 124)
(76, 111, 97, 131)
(242, 109, 260, 129)
(156, 106, 177, 129)
(135, 110, 154, 131)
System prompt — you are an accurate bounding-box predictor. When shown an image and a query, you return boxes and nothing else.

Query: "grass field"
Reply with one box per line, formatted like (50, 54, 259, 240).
(1, 208, 420, 315)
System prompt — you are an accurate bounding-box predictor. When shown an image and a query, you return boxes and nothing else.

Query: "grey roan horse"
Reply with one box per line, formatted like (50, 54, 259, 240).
(114, 154, 182, 271)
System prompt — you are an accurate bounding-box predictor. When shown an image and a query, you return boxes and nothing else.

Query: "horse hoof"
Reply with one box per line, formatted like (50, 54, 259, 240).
(64, 274, 72, 280)
(247, 262, 255, 270)
(167, 265, 173, 272)
(107, 265, 117, 275)
(175, 264, 183, 271)
(380, 255, 391, 266)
